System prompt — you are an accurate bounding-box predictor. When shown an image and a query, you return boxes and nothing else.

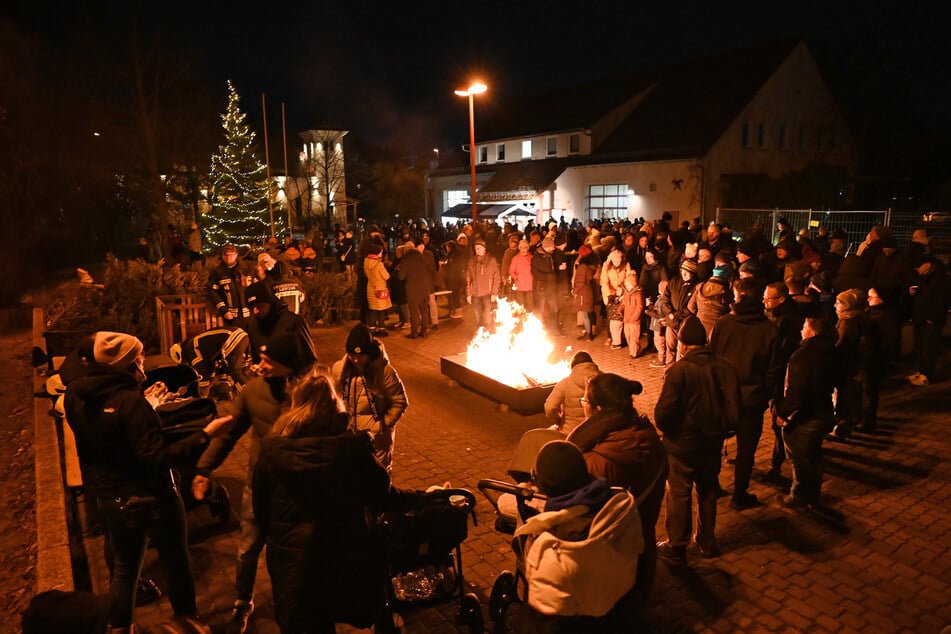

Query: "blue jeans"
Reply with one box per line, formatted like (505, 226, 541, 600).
(98, 492, 196, 627)
(471, 295, 493, 330)
(236, 484, 266, 602)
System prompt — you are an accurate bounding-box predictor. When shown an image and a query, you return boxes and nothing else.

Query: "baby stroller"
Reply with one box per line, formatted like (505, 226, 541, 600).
(375, 487, 483, 633)
(144, 357, 232, 525)
(476, 427, 564, 626)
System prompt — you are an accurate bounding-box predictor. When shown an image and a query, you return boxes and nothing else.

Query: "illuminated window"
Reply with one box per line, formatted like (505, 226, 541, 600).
(569, 134, 580, 154)
(496, 144, 505, 162)
(521, 140, 532, 159)
(479, 146, 488, 163)
(547, 137, 557, 156)
(446, 190, 469, 208)
(585, 184, 628, 220)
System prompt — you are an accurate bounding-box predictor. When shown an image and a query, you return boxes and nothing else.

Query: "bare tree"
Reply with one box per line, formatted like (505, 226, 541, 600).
(298, 128, 349, 231)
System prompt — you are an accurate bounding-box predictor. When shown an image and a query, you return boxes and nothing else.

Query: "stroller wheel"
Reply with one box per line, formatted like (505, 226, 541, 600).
(489, 571, 516, 623)
(457, 592, 483, 633)
(209, 485, 231, 525)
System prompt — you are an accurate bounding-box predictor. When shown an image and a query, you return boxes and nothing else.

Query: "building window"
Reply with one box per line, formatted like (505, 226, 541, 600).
(547, 137, 557, 156)
(569, 134, 580, 154)
(741, 121, 751, 148)
(479, 146, 487, 163)
(757, 123, 767, 148)
(521, 140, 532, 159)
(799, 127, 807, 152)
(445, 189, 469, 210)
(496, 144, 505, 162)
(585, 184, 628, 220)
(778, 125, 787, 150)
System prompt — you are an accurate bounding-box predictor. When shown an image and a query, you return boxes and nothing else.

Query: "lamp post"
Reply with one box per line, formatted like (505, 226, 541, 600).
(454, 82, 487, 224)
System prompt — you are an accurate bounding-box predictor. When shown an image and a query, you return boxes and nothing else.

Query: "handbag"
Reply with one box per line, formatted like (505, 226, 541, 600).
(375, 289, 390, 300)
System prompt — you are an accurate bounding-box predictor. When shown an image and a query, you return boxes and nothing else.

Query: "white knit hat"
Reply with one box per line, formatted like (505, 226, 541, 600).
(93, 331, 143, 368)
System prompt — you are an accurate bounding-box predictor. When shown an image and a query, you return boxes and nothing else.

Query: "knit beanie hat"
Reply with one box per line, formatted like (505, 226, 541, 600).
(245, 281, 274, 306)
(738, 260, 760, 275)
(541, 236, 555, 251)
(259, 334, 305, 373)
(346, 324, 377, 355)
(93, 331, 143, 368)
(533, 440, 594, 498)
(680, 259, 699, 274)
(836, 289, 864, 312)
(473, 238, 486, 248)
(678, 315, 707, 346)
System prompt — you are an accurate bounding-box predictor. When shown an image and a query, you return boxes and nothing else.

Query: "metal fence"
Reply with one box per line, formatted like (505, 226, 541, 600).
(715, 208, 951, 264)
(715, 208, 890, 253)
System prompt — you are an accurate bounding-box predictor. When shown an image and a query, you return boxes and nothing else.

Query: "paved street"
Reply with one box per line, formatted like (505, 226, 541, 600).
(104, 302, 951, 633)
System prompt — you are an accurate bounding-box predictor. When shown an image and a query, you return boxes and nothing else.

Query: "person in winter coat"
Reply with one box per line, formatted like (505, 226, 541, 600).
(830, 289, 866, 440)
(208, 244, 251, 328)
(543, 352, 600, 434)
(687, 266, 732, 341)
(908, 255, 951, 386)
(619, 278, 645, 358)
(397, 241, 436, 339)
(252, 371, 399, 633)
(244, 281, 317, 368)
(465, 238, 501, 331)
(515, 441, 644, 632)
(566, 373, 668, 629)
(600, 247, 635, 349)
(571, 244, 600, 340)
(709, 278, 783, 511)
(65, 332, 234, 633)
(655, 317, 741, 566)
(858, 287, 889, 433)
(444, 237, 471, 317)
(774, 315, 838, 508)
(193, 333, 312, 634)
(364, 242, 392, 334)
(332, 325, 408, 471)
(508, 239, 535, 311)
(663, 259, 699, 366)
(645, 280, 672, 368)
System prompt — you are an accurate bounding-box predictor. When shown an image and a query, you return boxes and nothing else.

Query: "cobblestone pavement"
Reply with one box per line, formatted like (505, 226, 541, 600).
(117, 299, 951, 633)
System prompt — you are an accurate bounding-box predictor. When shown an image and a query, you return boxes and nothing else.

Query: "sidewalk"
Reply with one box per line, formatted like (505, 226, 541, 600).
(102, 301, 950, 633)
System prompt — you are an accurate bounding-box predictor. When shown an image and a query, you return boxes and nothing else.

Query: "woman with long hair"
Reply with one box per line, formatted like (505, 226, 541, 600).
(253, 369, 393, 633)
(566, 373, 668, 629)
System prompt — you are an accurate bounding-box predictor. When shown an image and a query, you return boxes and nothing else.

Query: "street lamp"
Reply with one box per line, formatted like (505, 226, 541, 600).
(454, 82, 487, 224)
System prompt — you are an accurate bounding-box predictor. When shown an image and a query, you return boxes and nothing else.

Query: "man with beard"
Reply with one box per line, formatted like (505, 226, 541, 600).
(710, 278, 783, 510)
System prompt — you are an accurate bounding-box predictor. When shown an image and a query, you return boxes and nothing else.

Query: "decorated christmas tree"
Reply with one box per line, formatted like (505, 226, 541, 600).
(204, 80, 284, 249)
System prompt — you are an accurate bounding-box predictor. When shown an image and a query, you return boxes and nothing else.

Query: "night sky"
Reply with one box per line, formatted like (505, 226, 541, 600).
(5, 1, 951, 156)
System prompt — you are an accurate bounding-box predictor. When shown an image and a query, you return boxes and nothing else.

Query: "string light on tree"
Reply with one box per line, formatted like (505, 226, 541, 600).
(204, 80, 286, 249)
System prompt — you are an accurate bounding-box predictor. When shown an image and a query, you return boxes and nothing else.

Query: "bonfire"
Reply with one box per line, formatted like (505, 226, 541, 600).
(463, 298, 570, 389)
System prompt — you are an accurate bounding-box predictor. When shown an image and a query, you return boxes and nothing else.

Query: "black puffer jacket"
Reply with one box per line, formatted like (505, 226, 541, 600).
(64, 365, 210, 500)
(252, 429, 391, 630)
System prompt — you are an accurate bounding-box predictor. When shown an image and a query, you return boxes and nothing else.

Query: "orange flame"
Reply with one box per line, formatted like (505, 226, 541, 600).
(464, 298, 571, 389)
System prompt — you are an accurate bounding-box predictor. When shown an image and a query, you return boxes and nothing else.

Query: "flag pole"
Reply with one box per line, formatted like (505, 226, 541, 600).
(261, 93, 275, 239)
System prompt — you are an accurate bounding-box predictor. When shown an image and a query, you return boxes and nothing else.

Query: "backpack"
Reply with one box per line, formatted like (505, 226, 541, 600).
(682, 353, 741, 438)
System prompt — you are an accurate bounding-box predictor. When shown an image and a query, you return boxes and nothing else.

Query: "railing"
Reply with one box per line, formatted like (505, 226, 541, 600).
(155, 294, 223, 357)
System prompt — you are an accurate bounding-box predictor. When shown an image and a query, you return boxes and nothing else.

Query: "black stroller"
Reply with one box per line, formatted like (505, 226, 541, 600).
(144, 357, 232, 525)
(375, 487, 484, 633)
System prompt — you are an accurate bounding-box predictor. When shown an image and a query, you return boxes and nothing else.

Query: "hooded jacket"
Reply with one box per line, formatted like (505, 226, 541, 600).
(543, 361, 599, 433)
(64, 365, 210, 500)
(515, 482, 643, 617)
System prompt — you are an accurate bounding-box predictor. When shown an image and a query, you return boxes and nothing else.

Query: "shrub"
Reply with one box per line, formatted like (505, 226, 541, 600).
(45, 257, 358, 354)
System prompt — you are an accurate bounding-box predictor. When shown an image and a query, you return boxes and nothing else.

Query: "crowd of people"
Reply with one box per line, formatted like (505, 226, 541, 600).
(28, 211, 951, 633)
